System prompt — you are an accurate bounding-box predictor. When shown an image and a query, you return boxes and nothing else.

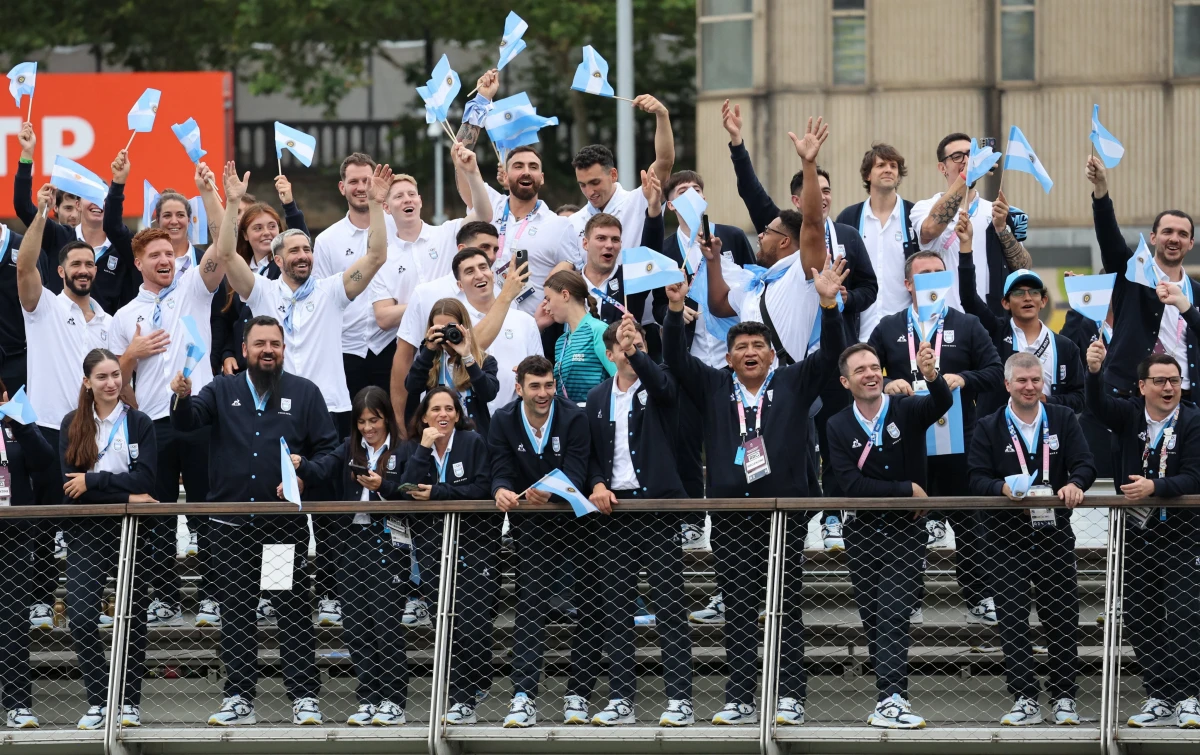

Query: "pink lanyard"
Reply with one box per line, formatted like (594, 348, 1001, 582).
(906, 311, 943, 378)
(733, 373, 773, 439)
(1006, 408, 1050, 484)
(497, 201, 540, 266)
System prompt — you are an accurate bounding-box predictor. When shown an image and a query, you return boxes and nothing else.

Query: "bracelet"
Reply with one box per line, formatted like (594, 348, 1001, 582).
(820, 301, 838, 310)
(19, 157, 33, 165)
(461, 354, 477, 367)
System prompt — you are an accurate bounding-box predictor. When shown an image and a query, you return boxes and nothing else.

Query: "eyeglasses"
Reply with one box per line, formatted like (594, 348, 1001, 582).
(942, 150, 969, 165)
(1007, 288, 1043, 300)
(1147, 376, 1183, 387)
(760, 227, 789, 241)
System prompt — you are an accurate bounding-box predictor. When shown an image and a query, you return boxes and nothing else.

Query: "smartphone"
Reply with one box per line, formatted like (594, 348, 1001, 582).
(513, 248, 529, 277)
(701, 213, 712, 244)
(397, 482, 422, 493)
(348, 461, 370, 475)
(975, 137, 997, 151)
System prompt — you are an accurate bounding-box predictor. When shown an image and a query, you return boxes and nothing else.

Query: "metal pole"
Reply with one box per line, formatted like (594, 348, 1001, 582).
(428, 512, 461, 755)
(616, 0, 636, 185)
(104, 514, 139, 755)
(759, 510, 786, 755)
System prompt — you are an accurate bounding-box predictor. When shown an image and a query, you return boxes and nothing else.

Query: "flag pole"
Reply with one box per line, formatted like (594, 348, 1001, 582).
(125, 131, 137, 152)
(440, 120, 459, 143)
(465, 86, 478, 99)
(26, 92, 33, 123)
(277, 156, 282, 177)
(613, 96, 635, 104)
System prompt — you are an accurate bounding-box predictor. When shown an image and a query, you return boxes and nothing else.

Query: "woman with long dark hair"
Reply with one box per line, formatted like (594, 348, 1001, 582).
(542, 270, 615, 404)
(59, 349, 157, 730)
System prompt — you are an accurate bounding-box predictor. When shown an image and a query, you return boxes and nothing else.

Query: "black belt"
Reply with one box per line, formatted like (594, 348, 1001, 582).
(613, 489, 645, 500)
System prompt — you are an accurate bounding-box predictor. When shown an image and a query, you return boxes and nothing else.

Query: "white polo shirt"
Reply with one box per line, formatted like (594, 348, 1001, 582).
(677, 230, 744, 369)
(23, 289, 111, 430)
(855, 197, 911, 340)
(395, 274, 468, 349)
(610, 377, 642, 491)
(486, 185, 584, 315)
(363, 237, 422, 355)
(567, 182, 650, 252)
(245, 274, 353, 412)
(909, 193, 993, 312)
(728, 252, 821, 361)
(108, 265, 216, 420)
(92, 402, 135, 475)
(463, 300, 543, 415)
(387, 219, 462, 285)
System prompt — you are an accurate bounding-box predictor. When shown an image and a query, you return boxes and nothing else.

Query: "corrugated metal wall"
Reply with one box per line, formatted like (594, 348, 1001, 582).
(873, 0, 989, 87)
(1038, 0, 1167, 82)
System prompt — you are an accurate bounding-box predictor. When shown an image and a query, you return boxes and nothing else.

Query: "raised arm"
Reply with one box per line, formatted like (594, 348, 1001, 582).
(990, 189, 1032, 270)
(343, 164, 391, 300)
(1086, 156, 1133, 274)
(195, 162, 225, 246)
(700, 234, 736, 318)
(721, 99, 781, 234)
(663, 278, 721, 404)
(454, 142, 493, 224)
(474, 261, 529, 349)
(788, 117, 831, 277)
(105, 150, 135, 246)
(920, 173, 967, 244)
(632, 95, 674, 186)
(16, 185, 50, 313)
(1083, 339, 1132, 433)
(217, 162, 256, 299)
(13, 123, 39, 227)
(955, 209, 1002, 336)
(454, 69, 499, 152)
(275, 175, 310, 237)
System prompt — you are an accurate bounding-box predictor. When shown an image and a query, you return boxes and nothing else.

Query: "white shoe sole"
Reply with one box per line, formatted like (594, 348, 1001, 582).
(503, 719, 534, 728)
(7, 721, 38, 729)
(346, 717, 372, 726)
(317, 617, 341, 627)
(1001, 719, 1042, 726)
(1127, 718, 1177, 728)
(776, 717, 804, 726)
(592, 717, 635, 726)
(208, 715, 257, 726)
(1055, 718, 1080, 726)
(659, 717, 693, 727)
(688, 616, 724, 625)
(563, 714, 589, 725)
(30, 622, 53, 631)
(293, 716, 322, 726)
(195, 618, 220, 627)
(444, 717, 477, 725)
(371, 717, 404, 726)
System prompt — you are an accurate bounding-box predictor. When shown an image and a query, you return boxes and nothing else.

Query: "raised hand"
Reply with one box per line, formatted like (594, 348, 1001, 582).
(275, 174, 294, 204)
(616, 314, 638, 355)
(916, 341, 938, 381)
(1157, 281, 1191, 312)
(641, 167, 662, 209)
(452, 141, 479, 175)
(223, 161, 250, 204)
(368, 163, 393, 204)
(812, 255, 849, 303)
(788, 116, 829, 163)
(954, 207, 973, 249)
(18, 122, 35, 160)
(1085, 155, 1108, 195)
(721, 99, 743, 145)
(665, 279, 690, 307)
(698, 232, 722, 262)
(477, 69, 500, 100)
(111, 150, 131, 184)
(36, 182, 54, 212)
(170, 371, 192, 398)
(632, 94, 667, 116)
(992, 189, 1011, 233)
(1086, 338, 1107, 374)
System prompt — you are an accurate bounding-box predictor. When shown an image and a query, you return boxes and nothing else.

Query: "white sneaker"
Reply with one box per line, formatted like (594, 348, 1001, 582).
(402, 598, 431, 627)
(776, 697, 805, 726)
(346, 704, 375, 726)
(658, 699, 694, 727)
(1000, 696, 1042, 726)
(120, 704, 141, 727)
(592, 698, 635, 726)
(1053, 698, 1080, 725)
(967, 597, 998, 626)
(6, 708, 38, 729)
(712, 702, 757, 725)
(444, 702, 477, 725)
(196, 599, 221, 628)
(208, 695, 256, 726)
(910, 606, 924, 625)
(77, 705, 106, 730)
(1127, 698, 1177, 727)
(292, 697, 322, 725)
(187, 531, 198, 557)
(869, 694, 926, 729)
(371, 700, 405, 726)
(146, 598, 182, 626)
(256, 597, 275, 624)
(98, 612, 113, 627)
(821, 516, 845, 552)
(317, 598, 342, 627)
(503, 693, 536, 728)
(29, 604, 53, 631)
(563, 694, 589, 724)
(925, 519, 949, 547)
(689, 593, 725, 625)
(681, 522, 710, 552)
(1177, 697, 1200, 728)
(54, 530, 66, 560)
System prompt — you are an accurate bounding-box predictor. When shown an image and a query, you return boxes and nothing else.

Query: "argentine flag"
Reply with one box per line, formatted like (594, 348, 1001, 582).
(622, 247, 685, 295)
(7, 62, 36, 108)
(530, 468, 597, 517)
(0, 385, 37, 425)
(484, 93, 559, 148)
(1004, 125, 1053, 193)
(966, 139, 1001, 185)
(127, 88, 161, 132)
(50, 156, 108, 208)
(1005, 473, 1035, 497)
(180, 315, 207, 379)
(924, 387, 964, 457)
(1064, 273, 1116, 324)
(280, 438, 302, 507)
(416, 54, 462, 124)
(572, 46, 615, 97)
(188, 196, 207, 246)
(143, 180, 160, 229)
(497, 11, 528, 70)
(1090, 104, 1124, 169)
(274, 121, 317, 167)
(913, 270, 953, 322)
(1125, 233, 1158, 290)
(171, 118, 207, 163)
(672, 187, 707, 248)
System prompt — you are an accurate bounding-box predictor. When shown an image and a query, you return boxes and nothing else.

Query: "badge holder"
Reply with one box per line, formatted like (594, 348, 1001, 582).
(385, 516, 413, 548)
(0, 431, 9, 506)
(742, 437, 772, 484)
(1026, 485, 1055, 528)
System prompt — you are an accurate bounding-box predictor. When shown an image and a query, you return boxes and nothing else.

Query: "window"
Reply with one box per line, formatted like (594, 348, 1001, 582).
(832, 0, 867, 86)
(1000, 0, 1035, 81)
(1175, 1, 1200, 76)
(700, 0, 754, 91)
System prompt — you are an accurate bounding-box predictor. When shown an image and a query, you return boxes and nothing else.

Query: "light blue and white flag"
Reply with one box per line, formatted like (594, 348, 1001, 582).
(7, 62, 36, 109)
(497, 11, 528, 70)
(280, 437, 301, 507)
(188, 196, 207, 245)
(416, 54, 462, 124)
(484, 92, 559, 149)
(966, 139, 1001, 185)
(143, 180, 160, 229)
(1064, 273, 1116, 324)
(171, 118, 207, 163)
(1005, 472, 1035, 497)
(274, 121, 316, 167)
(0, 385, 37, 425)
(1125, 233, 1158, 290)
(1004, 125, 1053, 193)
(572, 46, 615, 97)
(1090, 104, 1125, 169)
(127, 88, 161, 132)
(50, 156, 108, 208)
(622, 246, 686, 295)
(672, 187, 707, 248)
(180, 315, 207, 379)
(913, 270, 953, 322)
(924, 387, 964, 457)
(530, 468, 597, 517)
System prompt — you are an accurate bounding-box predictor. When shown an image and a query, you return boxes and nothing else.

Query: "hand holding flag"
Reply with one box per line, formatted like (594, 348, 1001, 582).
(0, 386, 38, 425)
(528, 469, 598, 517)
(1125, 234, 1158, 290)
(7, 62, 36, 118)
(1090, 104, 1124, 169)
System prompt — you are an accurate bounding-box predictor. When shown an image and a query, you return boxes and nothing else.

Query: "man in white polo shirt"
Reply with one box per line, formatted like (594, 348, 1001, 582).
(108, 226, 225, 626)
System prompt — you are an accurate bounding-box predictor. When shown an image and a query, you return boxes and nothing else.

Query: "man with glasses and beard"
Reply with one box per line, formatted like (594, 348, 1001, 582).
(170, 315, 339, 726)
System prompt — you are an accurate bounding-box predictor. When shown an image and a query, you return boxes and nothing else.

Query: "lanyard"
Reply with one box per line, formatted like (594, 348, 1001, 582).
(853, 397, 890, 469)
(521, 401, 555, 455)
(733, 371, 774, 439)
(1141, 408, 1180, 480)
(906, 309, 943, 377)
(245, 373, 269, 411)
(432, 448, 449, 482)
(608, 380, 640, 421)
(497, 200, 542, 266)
(1012, 321, 1057, 386)
(0, 425, 8, 467)
(940, 195, 980, 252)
(589, 278, 628, 316)
(1005, 406, 1050, 484)
(96, 407, 129, 462)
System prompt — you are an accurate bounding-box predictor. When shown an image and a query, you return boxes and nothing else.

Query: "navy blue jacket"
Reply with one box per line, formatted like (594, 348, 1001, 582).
(397, 431, 491, 500)
(58, 407, 158, 504)
(297, 435, 407, 503)
(0, 228, 56, 361)
(487, 395, 590, 499)
(1, 420, 56, 506)
(404, 349, 500, 437)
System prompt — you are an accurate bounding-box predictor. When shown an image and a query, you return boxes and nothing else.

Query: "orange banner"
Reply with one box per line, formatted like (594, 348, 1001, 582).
(1, 71, 232, 219)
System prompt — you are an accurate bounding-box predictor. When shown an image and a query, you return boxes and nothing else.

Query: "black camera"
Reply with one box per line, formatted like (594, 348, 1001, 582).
(440, 323, 464, 345)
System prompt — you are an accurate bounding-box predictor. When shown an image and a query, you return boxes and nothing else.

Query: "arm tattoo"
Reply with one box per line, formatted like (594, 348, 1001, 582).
(455, 122, 481, 151)
(203, 260, 217, 273)
(931, 192, 964, 226)
(998, 228, 1033, 269)
(350, 270, 363, 282)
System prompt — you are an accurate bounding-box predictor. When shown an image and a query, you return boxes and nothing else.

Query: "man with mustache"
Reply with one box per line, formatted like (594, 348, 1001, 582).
(170, 314, 339, 727)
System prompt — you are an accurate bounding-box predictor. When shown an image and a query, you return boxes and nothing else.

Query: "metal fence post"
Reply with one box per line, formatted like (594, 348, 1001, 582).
(1098, 507, 1125, 755)
(428, 511, 461, 755)
(759, 508, 786, 755)
(104, 513, 139, 755)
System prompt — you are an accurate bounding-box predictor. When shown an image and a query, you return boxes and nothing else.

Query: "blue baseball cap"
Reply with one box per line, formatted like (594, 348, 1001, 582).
(1003, 269, 1044, 296)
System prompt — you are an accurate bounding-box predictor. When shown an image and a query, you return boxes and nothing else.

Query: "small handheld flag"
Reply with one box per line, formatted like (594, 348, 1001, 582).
(143, 180, 160, 229)
(274, 121, 317, 169)
(497, 11, 528, 70)
(572, 46, 616, 98)
(1125, 233, 1158, 290)
(280, 438, 301, 507)
(671, 188, 707, 248)
(1005, 473, 1035, 497)
(621, 247, 686, 295)
(484, 92, 559, 153)
(913, 270, 953, 322)
(1090, 104, 1125, 169)
(529, 468, 597, 517)
(188, 196, 207, 245)
(966, 139, 1001, 185)
(416, 54, 462, 125)
(7, 62, 36, 116)
(1004, 125, 1054, 193)
(127, 88, 161, 133)
(1064, 273, 1116, 324)
(923, 387, 964, 457)
(0, 385, 38, 425)
(171, 118, 207, 163)
(180, 315, 207, 379)
(50, 156, 109, 208)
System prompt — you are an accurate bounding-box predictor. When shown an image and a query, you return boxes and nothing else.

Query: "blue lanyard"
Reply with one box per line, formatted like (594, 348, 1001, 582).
(245, 373, 269, 411)
(1005, 405, 1050, 483)
(608, 380, 639, 421)
(733, 371, 774, 438)
(857, 196, 904, 238)
(433, 447, 449, 482)
(854, 396, 889, 448)
(521, 401, 555, 455)
(1011, 322, 1057, 385)
(96, 408, 128, 462)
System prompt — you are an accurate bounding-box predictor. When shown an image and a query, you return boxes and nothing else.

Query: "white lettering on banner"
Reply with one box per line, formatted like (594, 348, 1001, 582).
(42, 116, 95, 166)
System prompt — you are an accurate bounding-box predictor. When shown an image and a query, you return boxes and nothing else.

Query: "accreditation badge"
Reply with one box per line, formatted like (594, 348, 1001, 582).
(742, 437, 772, 483)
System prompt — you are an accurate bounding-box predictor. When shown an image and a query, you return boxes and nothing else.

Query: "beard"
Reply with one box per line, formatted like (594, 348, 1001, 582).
(64, 274, 93, 297)
(509, 177, 541, 201)
(285, 260, 311, 284)
(248, 360, 283, 398)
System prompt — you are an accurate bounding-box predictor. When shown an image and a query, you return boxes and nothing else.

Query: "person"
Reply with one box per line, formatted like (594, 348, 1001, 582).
(1061, 288, 1117, 479)
(664, 251, 847, 726)
(827, 341, 949, 729)
(582, 316, 695, 726)
(552, 213, 651, 327)
(556, 204, 580, 217)
(968, 352, 1096, 726)
(53, 191, 82, 228)
(489, 356, 590, 728)
(0, 221, 55, 391)
(1085, 340, 1200, 728)
(866, 251, 1004, 625)
(956, 216, 1085, 417)
(0, 384, 59, 729)
(909, 132, 1032, 314)
(835, 144, 921, 341)
(1086, 155, 1200, 397)
(59, 348, 158, 730)
(403, 298, 499, 437)
(542, 271, 616, 405)
(170, 315, 339, 726)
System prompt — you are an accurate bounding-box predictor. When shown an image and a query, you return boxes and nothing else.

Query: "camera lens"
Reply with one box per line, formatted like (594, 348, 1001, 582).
(442, 324, 464, 345)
